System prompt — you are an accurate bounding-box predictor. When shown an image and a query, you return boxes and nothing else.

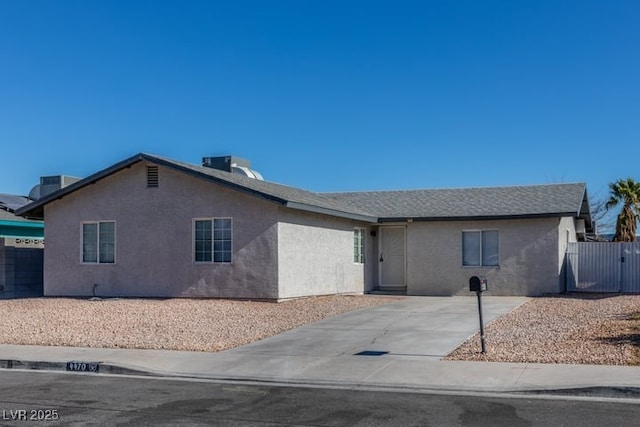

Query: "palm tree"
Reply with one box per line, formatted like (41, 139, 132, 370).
(606, 178, 640, 242)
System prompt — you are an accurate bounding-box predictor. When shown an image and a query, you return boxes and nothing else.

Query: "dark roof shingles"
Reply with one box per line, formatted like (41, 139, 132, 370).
(323, 183, 587, 219)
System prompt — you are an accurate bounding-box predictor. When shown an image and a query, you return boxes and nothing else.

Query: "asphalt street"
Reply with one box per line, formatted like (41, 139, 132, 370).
(0, 370, 638, 426)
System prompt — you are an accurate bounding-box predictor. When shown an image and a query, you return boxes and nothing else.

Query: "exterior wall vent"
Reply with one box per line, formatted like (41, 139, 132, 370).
(147, 165, 159, 188)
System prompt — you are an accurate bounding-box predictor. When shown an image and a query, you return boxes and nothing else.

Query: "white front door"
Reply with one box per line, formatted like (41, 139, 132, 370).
(379, 226, 406, 289)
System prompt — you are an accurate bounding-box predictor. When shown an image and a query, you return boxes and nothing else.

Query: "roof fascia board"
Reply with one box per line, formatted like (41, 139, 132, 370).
(377, 212, 580, 223)
(15, 153, 148, 219)
(285, 201, 378, 223)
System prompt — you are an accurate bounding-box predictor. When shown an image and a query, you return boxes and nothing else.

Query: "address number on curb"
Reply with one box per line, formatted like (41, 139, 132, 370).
(66, 361, 100, 373)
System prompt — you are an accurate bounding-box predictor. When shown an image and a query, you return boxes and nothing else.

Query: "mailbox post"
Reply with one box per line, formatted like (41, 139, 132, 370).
(469, 275, 487, 353)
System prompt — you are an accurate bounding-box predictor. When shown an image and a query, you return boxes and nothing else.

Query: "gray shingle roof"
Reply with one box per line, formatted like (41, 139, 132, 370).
(16, 153, 591, 228)
(323, 183, 589, 220)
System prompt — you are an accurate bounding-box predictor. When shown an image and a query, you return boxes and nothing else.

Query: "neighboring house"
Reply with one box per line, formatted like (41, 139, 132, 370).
(0, 194, 44, 298)
(16, 153, 593, 299)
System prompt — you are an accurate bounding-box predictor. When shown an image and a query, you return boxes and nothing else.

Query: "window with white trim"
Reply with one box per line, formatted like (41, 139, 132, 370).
(354, 228, 365, 263)
(462, 230, 499, 267)
(194, 218, 232, 263)
(82, 221, 115, 264)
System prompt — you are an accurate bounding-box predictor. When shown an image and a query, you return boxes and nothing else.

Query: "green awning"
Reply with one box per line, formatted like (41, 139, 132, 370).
(0, 219, 44, 239)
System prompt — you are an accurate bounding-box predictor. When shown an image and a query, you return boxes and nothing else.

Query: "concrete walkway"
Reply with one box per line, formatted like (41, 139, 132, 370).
(1, 296, 639, 397)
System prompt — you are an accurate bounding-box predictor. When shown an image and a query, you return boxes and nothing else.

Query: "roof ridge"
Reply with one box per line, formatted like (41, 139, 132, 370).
(323, 182, 586, 195)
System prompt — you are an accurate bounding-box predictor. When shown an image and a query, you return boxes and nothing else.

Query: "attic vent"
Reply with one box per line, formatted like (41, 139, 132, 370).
(147, 165, 159, 188)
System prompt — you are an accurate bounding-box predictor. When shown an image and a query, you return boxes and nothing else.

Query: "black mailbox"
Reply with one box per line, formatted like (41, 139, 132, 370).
(469, 275, 487, 292)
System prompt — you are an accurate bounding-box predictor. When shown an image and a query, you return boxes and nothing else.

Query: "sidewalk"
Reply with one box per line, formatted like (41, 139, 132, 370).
(1, 296, 639, 398)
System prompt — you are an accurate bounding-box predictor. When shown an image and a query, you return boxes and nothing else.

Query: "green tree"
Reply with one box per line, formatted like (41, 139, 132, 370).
(606, 178, 640, 242)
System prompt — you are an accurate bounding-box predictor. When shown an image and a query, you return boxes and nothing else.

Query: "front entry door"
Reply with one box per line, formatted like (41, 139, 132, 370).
(379, 226, 406, 290)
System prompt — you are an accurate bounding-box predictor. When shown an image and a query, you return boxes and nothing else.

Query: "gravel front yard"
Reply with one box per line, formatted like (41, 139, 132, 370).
(0, 295, 398, 352)
(1, 294, 638, 365)
(446, 294, 640, 365)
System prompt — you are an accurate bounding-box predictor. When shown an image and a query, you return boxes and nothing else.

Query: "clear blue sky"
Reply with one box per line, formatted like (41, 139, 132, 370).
(1, 1, 638, 215)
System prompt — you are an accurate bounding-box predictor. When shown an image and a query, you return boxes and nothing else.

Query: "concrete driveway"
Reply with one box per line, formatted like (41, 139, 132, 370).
(229, 296, 528, 361)
(194, 295, 529, 384)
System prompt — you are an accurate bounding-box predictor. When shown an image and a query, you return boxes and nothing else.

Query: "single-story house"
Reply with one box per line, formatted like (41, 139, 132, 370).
(16, 153, 593, 299)
(0, 194, 45, 298)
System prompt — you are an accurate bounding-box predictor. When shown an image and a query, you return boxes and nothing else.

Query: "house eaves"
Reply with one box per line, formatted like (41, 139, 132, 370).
(377, 212, 585, 223)
(285, 201, 377, 223)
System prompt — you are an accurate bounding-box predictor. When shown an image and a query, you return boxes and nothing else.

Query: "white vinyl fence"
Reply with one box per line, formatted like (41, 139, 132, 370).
(566, 242, 640, 293)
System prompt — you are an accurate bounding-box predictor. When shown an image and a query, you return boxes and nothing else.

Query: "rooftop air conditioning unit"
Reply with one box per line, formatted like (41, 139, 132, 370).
(202, 156, 264, 180)
(28, 175, 81, 200)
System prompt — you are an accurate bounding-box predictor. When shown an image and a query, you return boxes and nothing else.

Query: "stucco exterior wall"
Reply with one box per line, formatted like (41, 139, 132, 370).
(43, 162, 281, 299)
(40, 157, 578, 299)
(405, 217, 562, 296)
(558, 217, 577, 267)
(557, 216, 577, 292)
(277, 212, 367, 299)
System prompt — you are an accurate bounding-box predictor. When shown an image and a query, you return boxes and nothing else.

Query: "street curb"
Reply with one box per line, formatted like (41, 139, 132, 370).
(518, 386, 640, 400)
(3, 358, 640, 401)
(0, 359, 155, 377)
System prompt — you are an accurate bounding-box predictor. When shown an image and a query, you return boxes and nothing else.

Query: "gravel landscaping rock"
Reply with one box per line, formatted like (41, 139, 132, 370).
(3, 294, 638, 366)
(0, 295, 399, 352)
(446, 294, 640, 365)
